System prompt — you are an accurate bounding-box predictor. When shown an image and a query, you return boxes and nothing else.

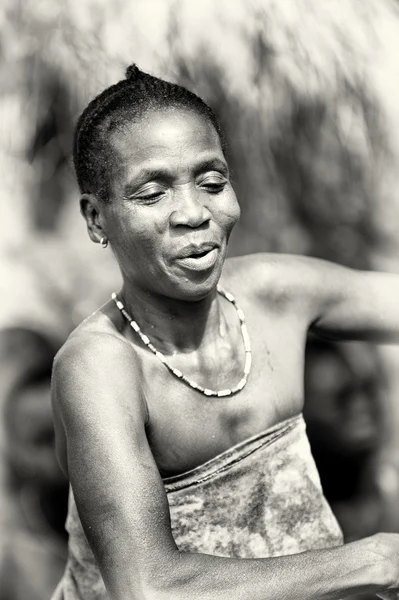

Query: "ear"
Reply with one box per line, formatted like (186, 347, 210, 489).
(80, 193, 107, 244)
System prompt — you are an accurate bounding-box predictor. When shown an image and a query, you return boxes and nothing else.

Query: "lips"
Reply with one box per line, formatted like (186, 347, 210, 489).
(174, 242, 220, 271)
(176, 242, 219, 259)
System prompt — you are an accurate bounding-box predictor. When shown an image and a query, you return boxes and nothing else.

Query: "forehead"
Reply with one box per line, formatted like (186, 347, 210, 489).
(109, 108, 224, 176)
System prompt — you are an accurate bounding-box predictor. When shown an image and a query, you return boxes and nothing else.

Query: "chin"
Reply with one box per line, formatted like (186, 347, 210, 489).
(175, 277, 220, 302)
(169, 268, 222, 302)
(164, 254, 225, 301)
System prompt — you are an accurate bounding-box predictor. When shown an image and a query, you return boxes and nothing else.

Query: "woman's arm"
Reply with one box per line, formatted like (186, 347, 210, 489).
(247, 253, 399, 343)
(52, 332, 399, 600)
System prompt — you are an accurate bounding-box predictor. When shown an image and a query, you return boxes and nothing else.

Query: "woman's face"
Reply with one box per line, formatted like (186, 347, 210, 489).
(99, 108, 240, 300)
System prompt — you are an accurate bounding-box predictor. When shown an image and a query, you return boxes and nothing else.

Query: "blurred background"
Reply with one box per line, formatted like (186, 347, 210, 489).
(2, 0, 399, 597)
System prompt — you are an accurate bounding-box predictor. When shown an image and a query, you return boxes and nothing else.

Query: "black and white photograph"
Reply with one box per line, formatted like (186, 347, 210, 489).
(2, 1, 399, 599)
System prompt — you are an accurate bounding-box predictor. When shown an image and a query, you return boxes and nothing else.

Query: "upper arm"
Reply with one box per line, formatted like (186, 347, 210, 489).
(248, 252, 399, 343)
(51, 334, 178, 599)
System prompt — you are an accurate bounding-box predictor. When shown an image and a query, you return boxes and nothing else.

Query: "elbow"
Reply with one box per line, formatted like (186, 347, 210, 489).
(140, 552, 200, 600)
(107, 551, 199, 600)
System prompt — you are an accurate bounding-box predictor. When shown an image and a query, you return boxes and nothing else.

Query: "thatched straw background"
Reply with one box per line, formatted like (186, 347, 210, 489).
(2, 0, 399, 327)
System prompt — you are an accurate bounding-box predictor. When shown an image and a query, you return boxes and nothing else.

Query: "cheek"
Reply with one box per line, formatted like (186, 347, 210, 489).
(121, 228, 158, 259)
(112, 208, 167, 261)
(217, 192, 241, 233)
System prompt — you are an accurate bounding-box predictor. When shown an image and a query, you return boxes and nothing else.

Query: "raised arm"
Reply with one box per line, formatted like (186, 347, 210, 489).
(248, 253, 399, 343)
(52, 332, 399, 600)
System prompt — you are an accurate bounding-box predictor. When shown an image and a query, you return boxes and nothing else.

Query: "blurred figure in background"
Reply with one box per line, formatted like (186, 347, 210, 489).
(0, 327, 68, 600)
(304, 339, 399, 542)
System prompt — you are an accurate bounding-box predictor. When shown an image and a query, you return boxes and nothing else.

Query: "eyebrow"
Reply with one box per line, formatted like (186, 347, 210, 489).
(194, 157, 229, 177)
(122, 157, 229, 197)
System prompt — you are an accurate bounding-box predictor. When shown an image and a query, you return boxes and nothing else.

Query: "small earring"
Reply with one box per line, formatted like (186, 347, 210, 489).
(100, 237, 108, 249)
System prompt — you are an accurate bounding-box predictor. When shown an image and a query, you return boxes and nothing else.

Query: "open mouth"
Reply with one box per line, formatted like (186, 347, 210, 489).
(175, 247, 218, 271)
(189, 249, 210, 258)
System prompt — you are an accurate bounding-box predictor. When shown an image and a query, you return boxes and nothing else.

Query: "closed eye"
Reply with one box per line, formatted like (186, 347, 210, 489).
(203, 182, 226, 194)
(199, 174, 228, 193)
(124, 184, 167, 204)
(139, 190, 165, 199)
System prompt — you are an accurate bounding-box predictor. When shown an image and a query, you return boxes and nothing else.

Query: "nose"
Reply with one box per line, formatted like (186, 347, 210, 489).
(169, 188, 211, 229)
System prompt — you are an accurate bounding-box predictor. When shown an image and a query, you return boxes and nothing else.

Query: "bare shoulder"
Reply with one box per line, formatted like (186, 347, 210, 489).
(51, 309, 148, 473)
(53, 305, 138, 387)
(221, 252, 351, 316)
(221, 252, 318, 300)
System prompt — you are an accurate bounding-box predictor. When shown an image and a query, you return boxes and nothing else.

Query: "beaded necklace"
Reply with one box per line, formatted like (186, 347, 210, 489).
(111, 286, 252, 397)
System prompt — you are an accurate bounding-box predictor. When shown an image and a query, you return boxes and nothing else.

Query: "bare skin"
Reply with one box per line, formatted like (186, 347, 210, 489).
(52, 108, 399, 600)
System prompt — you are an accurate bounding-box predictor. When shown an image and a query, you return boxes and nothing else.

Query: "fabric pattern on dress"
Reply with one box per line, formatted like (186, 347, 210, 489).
(51, 413, 343, 599)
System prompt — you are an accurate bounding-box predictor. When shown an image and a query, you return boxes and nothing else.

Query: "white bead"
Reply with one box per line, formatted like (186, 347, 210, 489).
(242, 327, 251, 351)
(236, 308, 245, 322)
(236, 378, 246, 391)
(244, 352, 252, 375)
(204, 388, 214, 396)
(218, 389, 232, 397)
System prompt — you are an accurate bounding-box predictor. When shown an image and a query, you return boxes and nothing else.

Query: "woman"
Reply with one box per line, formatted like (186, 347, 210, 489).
(51, 65, 399, 600)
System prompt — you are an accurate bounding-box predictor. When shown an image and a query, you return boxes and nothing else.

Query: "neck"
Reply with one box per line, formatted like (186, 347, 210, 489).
(119, 284, 228, 354)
